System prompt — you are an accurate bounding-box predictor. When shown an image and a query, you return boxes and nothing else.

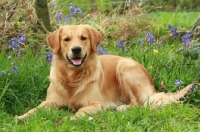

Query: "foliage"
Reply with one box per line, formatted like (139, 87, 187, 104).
(58, 0, 123, 13)
(57, 0, 200, 13)
(141, 0, 200, 11)
(0, 0, 48, 52)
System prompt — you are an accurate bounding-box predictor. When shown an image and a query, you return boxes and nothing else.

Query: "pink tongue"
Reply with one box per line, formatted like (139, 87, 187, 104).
(71, 59, 82, 65)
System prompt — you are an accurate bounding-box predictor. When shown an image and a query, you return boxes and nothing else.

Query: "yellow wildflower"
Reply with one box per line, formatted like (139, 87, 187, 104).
(153, 49, 158, 53)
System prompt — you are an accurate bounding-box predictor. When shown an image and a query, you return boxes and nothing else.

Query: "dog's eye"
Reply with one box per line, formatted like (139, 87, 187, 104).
(81, 36, 87, 40)
(64, 38, 70, 41)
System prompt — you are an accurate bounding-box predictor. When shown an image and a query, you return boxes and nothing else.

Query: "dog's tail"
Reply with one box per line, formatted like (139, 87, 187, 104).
(145, 84, 194, 108)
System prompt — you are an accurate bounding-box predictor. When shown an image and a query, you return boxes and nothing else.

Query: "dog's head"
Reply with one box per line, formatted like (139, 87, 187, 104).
(46, 25, 102, 67)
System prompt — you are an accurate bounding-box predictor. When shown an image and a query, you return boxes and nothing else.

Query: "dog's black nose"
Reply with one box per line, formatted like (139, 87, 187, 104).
(71, 46, 82, 54)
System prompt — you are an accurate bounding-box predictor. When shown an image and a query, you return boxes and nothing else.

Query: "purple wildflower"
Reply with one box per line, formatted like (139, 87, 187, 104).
(18, 34, 26, 44)
(69, 3, 74, 19)
(9, 38, 16, 50)
(140, 39, 145, 46)
(103, 49, 108, 55)
(0, 71, 6, 77)
(44, 52, 53, 65)
(158, 41, 163, 45)
(69, 3, 74, 12)
(168, 24, 178, 37)
(79, 9, 83, 17)
(17, 50, 21, 57)
(74, 6, 83, 17)
(175, 80, 183, 86)
(8, 34, 25, 51)
(64, 16, 69, 24)
(189, 85, 196, 92)
(97, 46, 103, 53)
(117, 41, 125, 49)
(74, 6, 80, 14)
(11, 62, 18, 73)
(146, 32, 156, 46)
(182, 31, 191, 47)
(56, 12, 62, 24)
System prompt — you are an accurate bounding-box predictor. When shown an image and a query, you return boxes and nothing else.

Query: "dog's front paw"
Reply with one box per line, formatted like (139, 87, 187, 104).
(17, 115, 25, 121)
(70, 116, 77, 121)
(116, 105, 128, 111)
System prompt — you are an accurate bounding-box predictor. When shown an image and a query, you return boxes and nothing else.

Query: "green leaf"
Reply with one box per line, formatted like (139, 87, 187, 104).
(183, 50, 190, 57)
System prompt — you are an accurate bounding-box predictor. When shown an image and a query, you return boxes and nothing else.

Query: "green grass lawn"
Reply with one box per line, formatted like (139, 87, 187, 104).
(1, 104, 200, 131)
(0, 4, 200, 131)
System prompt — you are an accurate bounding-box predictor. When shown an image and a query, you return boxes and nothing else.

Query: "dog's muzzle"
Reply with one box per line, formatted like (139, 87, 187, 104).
(67, 46, 87, 67)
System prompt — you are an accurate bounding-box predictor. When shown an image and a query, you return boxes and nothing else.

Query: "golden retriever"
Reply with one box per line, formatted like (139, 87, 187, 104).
(18, 25, 194, 120)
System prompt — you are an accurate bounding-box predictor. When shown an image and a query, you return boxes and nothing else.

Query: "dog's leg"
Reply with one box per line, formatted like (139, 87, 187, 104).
(17, 100, 57, 120)
(116, 58, 155, 111)
(18, 83, 68, 120)
(116, 86, 139, 111)
(70, 102, 102, 120)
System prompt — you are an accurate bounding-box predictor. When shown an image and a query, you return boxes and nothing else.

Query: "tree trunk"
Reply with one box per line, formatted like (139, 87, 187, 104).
(91, 0, 97, 12)
(192, 17, 200, 41)
(35, 0, 51, 32)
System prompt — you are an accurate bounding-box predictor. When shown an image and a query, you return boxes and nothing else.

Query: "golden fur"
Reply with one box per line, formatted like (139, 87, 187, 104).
(18, 25, 194, 120)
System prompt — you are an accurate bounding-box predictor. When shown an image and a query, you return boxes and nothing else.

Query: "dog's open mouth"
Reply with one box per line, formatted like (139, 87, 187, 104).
(67, 53, 87, 67)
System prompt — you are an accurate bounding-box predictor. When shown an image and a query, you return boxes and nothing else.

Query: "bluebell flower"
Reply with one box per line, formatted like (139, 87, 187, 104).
(168, 24, 178, 37)
(44, 52, 53, 65)
(56, 12, 62, 24)
(64, 16, 69, 24)
(146, 32, 156, 46)
(189, 85, 196, 92)
(117, 41, 125, 49)
(17, 50, 21, 57)
(182, 31, 191, 47)
(69, 3, 74, 12)
(140, 39, 145, 46)
(79, 8, 83, 17)
(103, 49, 108, 55)
(11, 62, 18, 73)
(9, 38, 16, 50)
(1, 71, 6, 74)
(175, 80, 183, 86)
(97, 46, 103, 53)
(9, 34, 25, 51)
(12, 66, 18, 73)
(158, 41, 163, 45)
(74, 6, 83, 17)
(0, 71, 6, 77)
(74, 6, 80, 14)
(18, 34, 26, 44)
(69, 3, 74, 19)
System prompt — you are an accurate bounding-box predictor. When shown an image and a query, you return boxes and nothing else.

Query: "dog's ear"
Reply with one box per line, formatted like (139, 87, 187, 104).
(87, 26, 102, 53)
(46, 28, 61, 54)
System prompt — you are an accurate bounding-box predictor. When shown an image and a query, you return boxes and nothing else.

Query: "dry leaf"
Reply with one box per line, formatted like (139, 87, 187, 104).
(161, 80, 166, 90)
(88, 116, 94, 121)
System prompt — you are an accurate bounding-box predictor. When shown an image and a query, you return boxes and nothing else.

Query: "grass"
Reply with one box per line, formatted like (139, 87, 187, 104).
(0, 2, 200, 131)
(1, 104, 200, 131)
